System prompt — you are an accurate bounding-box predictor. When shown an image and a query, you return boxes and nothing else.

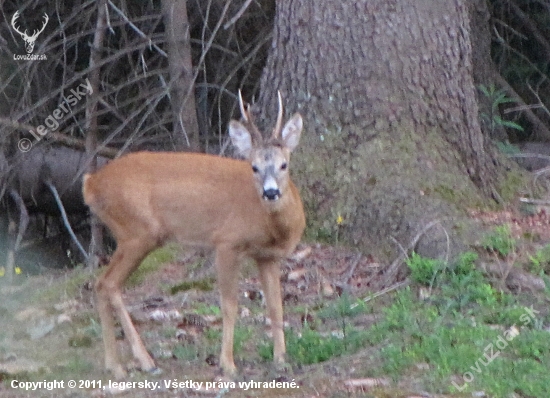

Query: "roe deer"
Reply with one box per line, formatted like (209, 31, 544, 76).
(83, 91, 305, 379)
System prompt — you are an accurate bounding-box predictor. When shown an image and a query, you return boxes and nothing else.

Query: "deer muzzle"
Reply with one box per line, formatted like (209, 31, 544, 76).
(262, 175, 280, 201)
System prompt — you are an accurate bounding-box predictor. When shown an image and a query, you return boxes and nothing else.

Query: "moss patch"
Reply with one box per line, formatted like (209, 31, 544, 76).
(170, 277, 215, 295)
(498, 168, 528, 202)
(127, 244, 179, 287)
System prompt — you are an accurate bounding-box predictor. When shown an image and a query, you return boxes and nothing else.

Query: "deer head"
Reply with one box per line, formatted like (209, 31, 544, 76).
(229, 91, 303, 205)
(11, 11, 49, 54)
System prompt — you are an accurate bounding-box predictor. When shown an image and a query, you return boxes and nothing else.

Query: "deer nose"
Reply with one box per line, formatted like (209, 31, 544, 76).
(263, 188, 281, 201)
(262, 174, 280, 200)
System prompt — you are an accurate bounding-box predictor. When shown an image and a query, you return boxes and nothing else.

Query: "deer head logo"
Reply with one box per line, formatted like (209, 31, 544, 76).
(11, 11, 49, 54)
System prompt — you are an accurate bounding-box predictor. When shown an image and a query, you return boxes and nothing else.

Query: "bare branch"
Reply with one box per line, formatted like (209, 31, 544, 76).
(507, 0, 550, 62)
(224, 0, 254, 30)
(107, 0, 167, 58)
(494, 73, 550, 140)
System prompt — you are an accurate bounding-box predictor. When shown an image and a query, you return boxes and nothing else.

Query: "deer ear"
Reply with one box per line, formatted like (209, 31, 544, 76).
(281, 113, 303, 152)
(229, 121, 253, 158)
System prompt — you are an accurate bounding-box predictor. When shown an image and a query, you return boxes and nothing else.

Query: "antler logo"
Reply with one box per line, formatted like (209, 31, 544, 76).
(11, 11, 49, 54)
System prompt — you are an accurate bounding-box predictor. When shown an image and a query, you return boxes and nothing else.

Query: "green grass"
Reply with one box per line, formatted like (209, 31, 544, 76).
(34, 265, 99, 303)
(362, 287, 549, 395)
(34, 244, 179, 303)
(169, 277, 215, 295)
(256, 246, 550, 396)
(481, 224, 516, 257)
(259, 294, 371, 365)
(127, 244, 179, 286)
(364, 250, 549, 396)
(528, 243, 550, 275)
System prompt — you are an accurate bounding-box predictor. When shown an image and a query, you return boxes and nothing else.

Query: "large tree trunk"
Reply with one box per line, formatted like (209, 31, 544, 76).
(258, 0, 511, 264)
(162, 0, 201, 151)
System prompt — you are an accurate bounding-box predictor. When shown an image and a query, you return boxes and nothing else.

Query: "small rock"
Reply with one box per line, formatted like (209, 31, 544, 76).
(27, 318, 55, 340)
(57, 313, 72, 324)
(149, 309, 182, 322)
(240, 307, 251, 318)
(344, 378, 390, 389)
(54, 299, 79, 312)
(290, 246, 312, 261)
(287, 268, 307, 281)
(321, 279, 335, 297)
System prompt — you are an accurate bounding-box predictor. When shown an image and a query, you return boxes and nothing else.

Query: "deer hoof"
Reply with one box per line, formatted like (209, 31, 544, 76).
(145, 366, 163, 376)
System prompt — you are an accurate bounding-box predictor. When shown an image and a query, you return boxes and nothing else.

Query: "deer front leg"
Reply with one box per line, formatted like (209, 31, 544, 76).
(215, 247, 240, 377)
(257, 259, 285, 365)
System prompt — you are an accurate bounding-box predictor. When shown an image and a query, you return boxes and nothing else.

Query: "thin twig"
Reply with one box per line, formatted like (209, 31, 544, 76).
(503, 104, 543, 114)
(107, 1, 167, 58)
(344, 253, 362, 284)
(508, 153, 550, 162)
(224, 0, 253, 29)
(493, 73, 550, 140)
(45, 181, 89, 261)
(527, 83, 550, 118)
(519, 197, 550, 206)
(350, 280, 410, 309)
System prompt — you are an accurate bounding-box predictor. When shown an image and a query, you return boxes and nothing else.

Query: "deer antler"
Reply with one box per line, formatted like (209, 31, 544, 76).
(11, 12, 25, 37)
(237, 90, 263, 143)
(33, 14, 49, 38)
(238, 90, 249, 122)
(272, 91, 284, 139)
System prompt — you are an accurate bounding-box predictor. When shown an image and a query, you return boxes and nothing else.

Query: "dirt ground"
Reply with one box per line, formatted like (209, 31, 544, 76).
(0, 204, 549, 397)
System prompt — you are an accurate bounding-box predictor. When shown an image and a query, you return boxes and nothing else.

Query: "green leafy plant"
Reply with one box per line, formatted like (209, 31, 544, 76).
(232, 326, 253, 356)
(443, 251, 498, 308)
(479, 84, 524, 135)
(404, 251, 498, 310)
(528, 244, 550, 275)
(482, 225, 516, 257)
(261, 326, 368, 366)
(172, 344, 199, 361)
(193, 303, 221, 316)
(406, 252, 442, 286)
(496, 141, 520, 155)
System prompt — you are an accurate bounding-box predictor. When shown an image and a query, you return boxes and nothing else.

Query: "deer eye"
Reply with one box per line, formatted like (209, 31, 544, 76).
(281, 163, 288, 170)
(252, 165, 259, 173)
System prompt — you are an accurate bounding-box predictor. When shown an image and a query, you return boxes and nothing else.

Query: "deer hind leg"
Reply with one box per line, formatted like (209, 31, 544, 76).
(95, 237, 158, 379)
(215, 246, 240, 377)
(257, 259, 285, 365)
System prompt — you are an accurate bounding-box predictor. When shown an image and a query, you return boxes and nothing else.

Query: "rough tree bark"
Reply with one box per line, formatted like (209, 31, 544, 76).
(257, 0, 513, 266)
(162, 0, 201, 151)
